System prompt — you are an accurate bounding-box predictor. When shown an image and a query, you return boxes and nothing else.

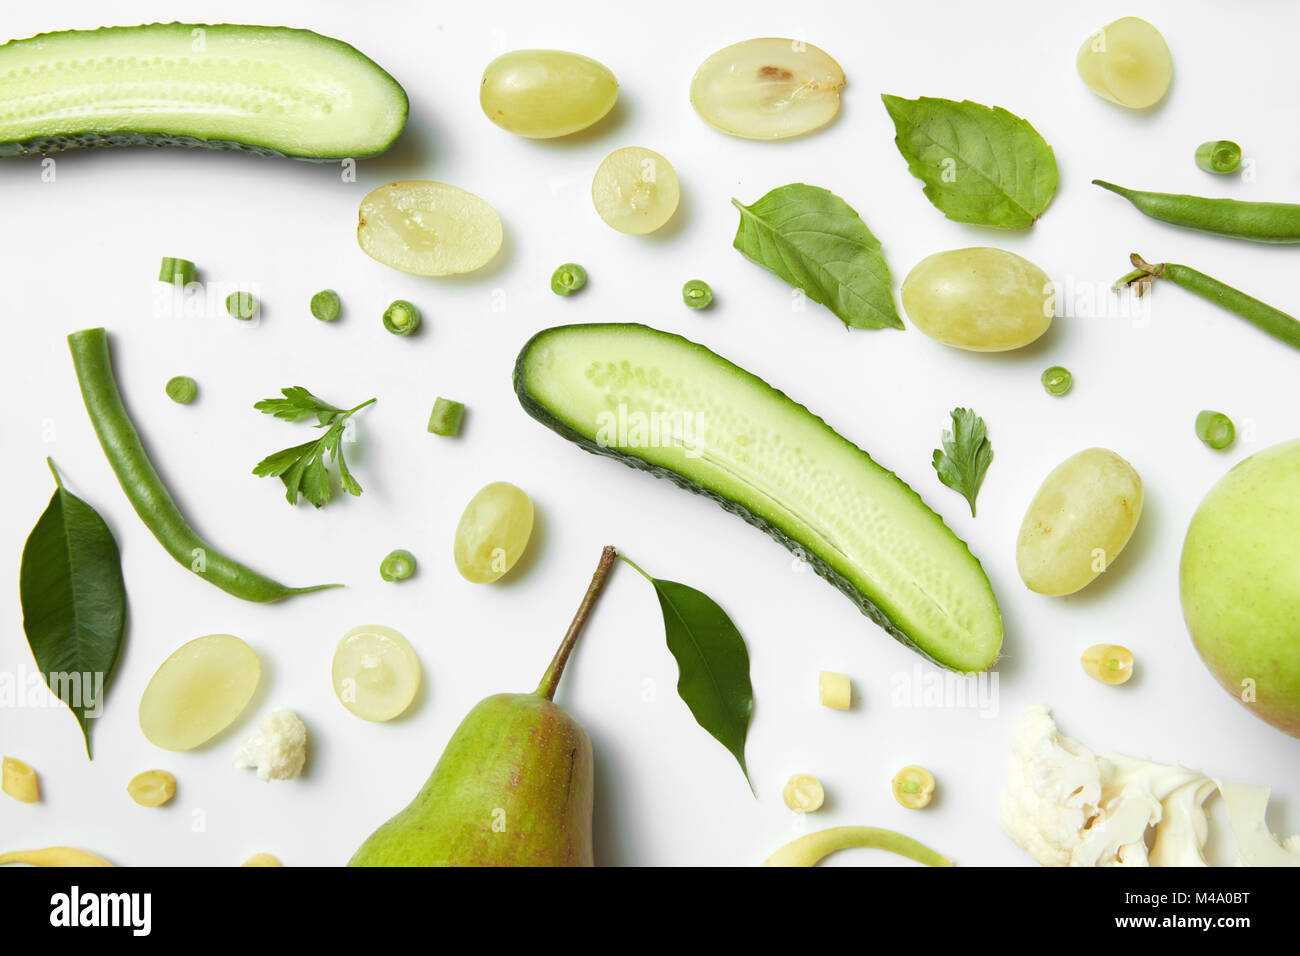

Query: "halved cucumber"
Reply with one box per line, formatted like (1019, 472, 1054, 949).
(0, 23, 407, 160)
(514, 323, 1003, 672)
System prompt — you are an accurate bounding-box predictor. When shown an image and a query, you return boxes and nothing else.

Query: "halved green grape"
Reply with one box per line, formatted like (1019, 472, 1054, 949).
(332, 625, 421, 722)
(358, 181, 503, 276)
(481, 50, 617, 139)
(138, 635, 261, 752)
(690, 38, 844, 140)
(453, 481, 534, 583)
(551, 263, 587, 296)
(382, 299, 421, 336)
(1077, 17, 1172, 109)
(591, 147, 679, 235)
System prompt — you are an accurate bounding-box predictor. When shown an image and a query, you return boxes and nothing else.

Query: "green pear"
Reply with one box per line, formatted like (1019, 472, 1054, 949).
(349, 547, 616, 866)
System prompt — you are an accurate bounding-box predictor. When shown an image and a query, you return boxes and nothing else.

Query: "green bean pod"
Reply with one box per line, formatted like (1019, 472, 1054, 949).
(1116, 254, 1300, 352)
(1094, 180, 1300, 243)
(761, 826, 953, 867)
(67, 328, 340, 603)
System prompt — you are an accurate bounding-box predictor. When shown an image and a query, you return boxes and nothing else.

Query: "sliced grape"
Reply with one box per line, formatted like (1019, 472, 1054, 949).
(481, 49, 617, 139)
(1077, 17, 1172, 110)
(138, 635, 261, 752)
(357, 181, 503, 276)
(591, 147, 679, 235)
(332, 625, 421, 722)
(690, 38, 844, 140)
(453, 481, 534, 583)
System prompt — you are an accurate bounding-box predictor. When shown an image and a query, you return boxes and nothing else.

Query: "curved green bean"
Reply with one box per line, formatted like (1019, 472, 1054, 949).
(1094, 180, 1300, 243)
(67, 328, 339, 603)
(1115, 254, 1300, 352)
(761, 826, 953, 867)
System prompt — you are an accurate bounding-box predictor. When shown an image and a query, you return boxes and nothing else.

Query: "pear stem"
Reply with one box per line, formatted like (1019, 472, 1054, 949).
(535, 546, 618, 701)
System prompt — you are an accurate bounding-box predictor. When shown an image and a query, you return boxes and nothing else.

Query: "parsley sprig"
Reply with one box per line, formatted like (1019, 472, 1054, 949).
(252, 387, 376, 508)
(932, 407, 993, 517)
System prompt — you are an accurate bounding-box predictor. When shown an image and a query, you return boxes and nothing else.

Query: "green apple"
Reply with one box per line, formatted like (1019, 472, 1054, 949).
(1180, 438, 1300, 738)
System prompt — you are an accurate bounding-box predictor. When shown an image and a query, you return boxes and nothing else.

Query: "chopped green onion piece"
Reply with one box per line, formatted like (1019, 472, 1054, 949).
(311, 289, 342, 322)
(165, 376, 198, 405)
(158, 257, 196, 285)
(551, 263, 588, 296)
(427, 397, 465, 437)
(1195, 410, 1235, 450)
(383, 300, 421, 336)
(1041, 366, 1072, 396)
(682, 279, 713, 310)
(379, 549, 417, 582)
(1195, 140, 1242, 174)
(226, 291, 259, 321)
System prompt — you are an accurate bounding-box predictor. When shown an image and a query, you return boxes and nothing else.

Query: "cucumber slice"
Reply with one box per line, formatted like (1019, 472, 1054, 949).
(0, 23, 407, 160)
(514, 323, 1003, 672)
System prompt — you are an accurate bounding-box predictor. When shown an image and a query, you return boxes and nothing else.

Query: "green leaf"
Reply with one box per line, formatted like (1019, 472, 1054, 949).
(732, 183, 903, 330)
(18, 461, 126, 759)
(621, 557, 753, 785)
(881, 95, 1058, 229)
(252, 393, 372, 507)
(254, 386, 343, 425)
(932, 408, 994, 517)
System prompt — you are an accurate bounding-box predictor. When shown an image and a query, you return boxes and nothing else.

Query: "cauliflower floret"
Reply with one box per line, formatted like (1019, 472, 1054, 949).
(997, 704, 1104, 866)
(998, 706, 1214, 867)
(233, 708, 307, 781)
(1216, 780, 1300, 867)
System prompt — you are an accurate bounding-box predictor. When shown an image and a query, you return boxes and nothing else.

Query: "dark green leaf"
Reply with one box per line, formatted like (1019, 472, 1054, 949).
(624, 558, 753, 785)
(18, 461, 126, 759)
(932, 408, 994, 517)
(881, 95, 1058, 229)
(732, 183, 903, 330)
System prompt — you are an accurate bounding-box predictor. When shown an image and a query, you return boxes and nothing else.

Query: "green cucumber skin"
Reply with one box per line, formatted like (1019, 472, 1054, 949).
(0, 23, 408, 161)
(513, 323, 1003, 672)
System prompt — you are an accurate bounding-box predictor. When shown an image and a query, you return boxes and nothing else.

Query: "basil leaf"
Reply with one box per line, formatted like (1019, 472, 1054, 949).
(932, 408, 994, 517)
(732, 183, 903, 330)
(19, 460, 127, 758)
(622, 557, 753, 785)
(881, 95, 1058, 229)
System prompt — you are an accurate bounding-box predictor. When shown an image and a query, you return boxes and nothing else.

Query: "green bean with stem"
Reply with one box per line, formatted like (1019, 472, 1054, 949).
(1114, 253, 1300, 352)
(68, 328, 339, 603)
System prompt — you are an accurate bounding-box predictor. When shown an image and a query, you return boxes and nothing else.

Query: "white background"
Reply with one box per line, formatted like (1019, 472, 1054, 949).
(2, 0, 1298, 868)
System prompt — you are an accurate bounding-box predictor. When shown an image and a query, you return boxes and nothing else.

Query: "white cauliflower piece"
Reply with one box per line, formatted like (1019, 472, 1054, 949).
(1216, 780, 1300, 867)
(998, 706, 1214, 867)
(997, 704, 1104, 866)
(233, 708, 307, 781)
